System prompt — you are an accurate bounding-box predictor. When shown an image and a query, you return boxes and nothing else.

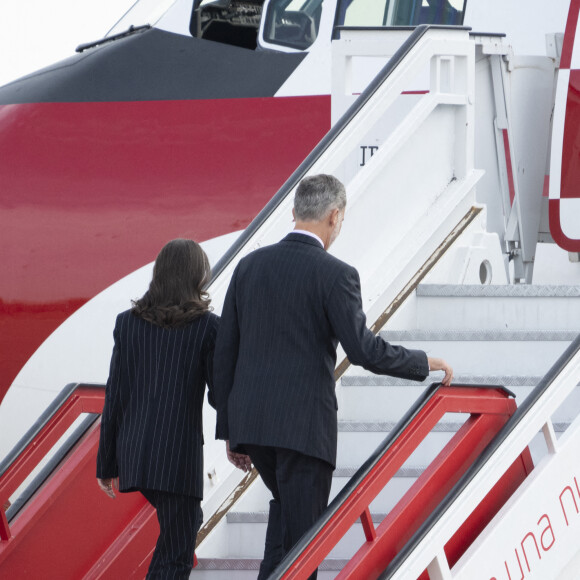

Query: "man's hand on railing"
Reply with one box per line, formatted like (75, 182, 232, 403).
(427, 357, 454, 386)
(97, 477, 119, 499)
(226, 441, 253, 473)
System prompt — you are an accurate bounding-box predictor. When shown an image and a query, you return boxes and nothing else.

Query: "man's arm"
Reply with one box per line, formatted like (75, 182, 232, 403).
(327, 265, 452, 383)
(213, 265, 241, 440)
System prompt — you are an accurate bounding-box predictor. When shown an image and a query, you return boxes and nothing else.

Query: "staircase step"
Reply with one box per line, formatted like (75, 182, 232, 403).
(215, 512, 389, 559)
(414, 284, 580, 331)
(380, 330, 578, 341)
(226, 511, 390, 525)
(338, 374, 580, 423)
(341, 373, 543, 387)
(417, 285, 580, 298)
(337, 425, 565, 471)
(337, 423, 454, 467)
(228, 467, 417, 516)
(195, 558, 346, 579)
(378, 330, 575, 375)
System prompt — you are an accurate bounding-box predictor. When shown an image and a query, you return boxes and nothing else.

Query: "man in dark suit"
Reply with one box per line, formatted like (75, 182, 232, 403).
(213, 174, 453, 579)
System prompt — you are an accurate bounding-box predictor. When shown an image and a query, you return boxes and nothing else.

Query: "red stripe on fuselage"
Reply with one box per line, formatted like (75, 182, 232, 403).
(0, 95, 331, 401)
(561, 0, 580, 69)
(549, 199, 580, 251)
(553, 69, 580, 251)
(561, 70, 580, 200)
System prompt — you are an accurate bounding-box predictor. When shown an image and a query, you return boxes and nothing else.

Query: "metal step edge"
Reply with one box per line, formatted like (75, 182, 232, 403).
(341, 374, 547, 387)
(336, 421, 569, 432)
(379, 330, 578, 341)
(338, 421, 465, 432)
(195, 558, 349, 571)
(416, 285, 580, 298)
(226, 512, 389, 524)
(333, 466, 425, 477)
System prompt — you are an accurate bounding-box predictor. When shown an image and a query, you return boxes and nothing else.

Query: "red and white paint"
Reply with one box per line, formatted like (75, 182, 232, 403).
(453, 416, 580, 579)
(550, 0, 580, 252)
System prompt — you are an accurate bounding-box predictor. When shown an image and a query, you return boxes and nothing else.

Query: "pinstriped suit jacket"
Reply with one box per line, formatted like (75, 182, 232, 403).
(213, 232, 428, 468)
(96, 310, 219, 498)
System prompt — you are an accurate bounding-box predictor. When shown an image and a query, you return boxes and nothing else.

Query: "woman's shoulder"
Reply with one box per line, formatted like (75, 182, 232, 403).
(114, 309, 135, 327)
(117, 308, 219, 333)
(196, 311, 220, 334)
(117, 308, 133, 319)
(205, 311, 220, 326)
(176, 310, 219, 331)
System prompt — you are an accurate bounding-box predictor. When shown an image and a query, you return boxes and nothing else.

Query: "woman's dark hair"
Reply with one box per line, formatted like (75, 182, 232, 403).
(131, 239, 211, 328)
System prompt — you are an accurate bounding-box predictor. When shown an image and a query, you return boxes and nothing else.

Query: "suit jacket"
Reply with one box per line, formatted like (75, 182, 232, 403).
(96, 309, 219, 498)
(213, 233, 428, 468)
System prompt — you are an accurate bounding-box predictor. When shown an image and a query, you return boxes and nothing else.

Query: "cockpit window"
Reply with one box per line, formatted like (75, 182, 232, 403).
(337, 0, 465, 27)
(262, 0, 324, 50)
(194, 0, 264, 49)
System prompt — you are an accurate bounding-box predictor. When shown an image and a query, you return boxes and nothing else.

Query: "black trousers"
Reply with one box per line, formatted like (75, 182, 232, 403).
(140, 489, 203, 580)
(243, 445, 334, 580)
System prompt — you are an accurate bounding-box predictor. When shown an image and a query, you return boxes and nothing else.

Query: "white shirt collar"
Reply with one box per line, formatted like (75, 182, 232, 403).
(293, 229, 324, 248)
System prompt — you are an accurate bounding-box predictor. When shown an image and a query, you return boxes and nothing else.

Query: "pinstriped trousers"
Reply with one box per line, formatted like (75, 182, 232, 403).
(244, 445, 334, 580)
(141, 489, 203, 580)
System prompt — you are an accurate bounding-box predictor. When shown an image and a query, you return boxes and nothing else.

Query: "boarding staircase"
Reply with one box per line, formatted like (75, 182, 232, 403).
(193, 285, 580, 579)
(2, 25, 580, 579)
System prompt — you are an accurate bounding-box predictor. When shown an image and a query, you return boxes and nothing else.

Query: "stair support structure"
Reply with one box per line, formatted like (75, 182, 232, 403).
(269, 385, 531, 580)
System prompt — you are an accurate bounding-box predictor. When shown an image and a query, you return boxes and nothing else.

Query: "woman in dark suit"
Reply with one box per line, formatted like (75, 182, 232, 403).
(96, 238, 225, 579)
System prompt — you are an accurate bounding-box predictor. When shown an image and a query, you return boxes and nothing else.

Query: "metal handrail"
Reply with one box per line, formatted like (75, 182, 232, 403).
(5, 414, 99, 522)
(0, 383, 104, 479)
(0, 383, 105, 540)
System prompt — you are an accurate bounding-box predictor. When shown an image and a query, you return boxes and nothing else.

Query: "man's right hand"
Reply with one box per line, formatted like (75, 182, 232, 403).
(226, 440, 253, 472)
(427, 357, 453, 386)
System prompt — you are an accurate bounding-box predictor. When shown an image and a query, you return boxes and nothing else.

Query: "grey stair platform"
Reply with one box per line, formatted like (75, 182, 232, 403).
(416, 285, 580, 297)
(380, 330, 578, 341)
(338, 374, 580, 423)
(341, 373, 547, 386)
(378, 330, 576, 375)
(194, 558, 346, 579)
(413, 284, 580, 331)
(195, 558, 349, 571)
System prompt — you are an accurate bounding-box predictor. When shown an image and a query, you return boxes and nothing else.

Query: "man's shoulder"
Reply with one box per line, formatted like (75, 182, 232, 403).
(256, 235, 351, 265)
(236, 235, 356, 281)
(305, 246, 356, 278)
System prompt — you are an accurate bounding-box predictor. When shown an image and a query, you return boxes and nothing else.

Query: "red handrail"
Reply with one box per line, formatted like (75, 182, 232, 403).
(0, 383, 158, 579)
(272, 384, 533, 580)
(0, 384, 105, 536)
(1, 383, 533, 579)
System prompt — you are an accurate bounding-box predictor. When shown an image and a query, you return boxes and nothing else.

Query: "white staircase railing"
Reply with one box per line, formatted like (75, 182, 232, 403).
(200, 24, 485, 546)
(379, 333, 580, 580)
(209, 26, 480, 316)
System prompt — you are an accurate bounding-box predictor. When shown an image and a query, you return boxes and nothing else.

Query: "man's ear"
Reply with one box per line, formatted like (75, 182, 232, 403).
(329, 208, 339, 226)
(292, 208, 296, 222)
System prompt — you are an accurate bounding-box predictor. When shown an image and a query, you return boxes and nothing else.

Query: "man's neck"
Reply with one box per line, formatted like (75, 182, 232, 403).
(294, 221, 327, 249)
(293, 228, 324, 248)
